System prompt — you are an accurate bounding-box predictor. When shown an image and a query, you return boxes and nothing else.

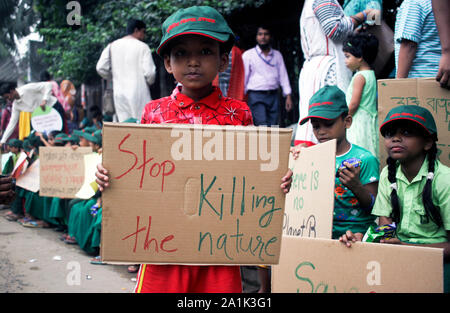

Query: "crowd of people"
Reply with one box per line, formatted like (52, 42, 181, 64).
(0, 110, 108, 263)
(0, 0, 449, 293)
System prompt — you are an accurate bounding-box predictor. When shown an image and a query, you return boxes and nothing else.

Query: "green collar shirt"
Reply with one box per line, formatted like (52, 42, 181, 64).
(372, 159, 450, 244)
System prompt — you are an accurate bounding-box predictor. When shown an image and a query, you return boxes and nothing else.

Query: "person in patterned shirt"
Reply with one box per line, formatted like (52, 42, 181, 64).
(96, 6, 293, 293)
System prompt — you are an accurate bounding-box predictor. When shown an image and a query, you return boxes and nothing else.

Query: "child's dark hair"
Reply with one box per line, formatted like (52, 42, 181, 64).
(39, 70, 52, 81)
(90, 105, 102, 120)
(48, 130, 60, 139)
(0, 82, 17, 96)
(343, 32, 379, 65)
(386, 131, 443, 227)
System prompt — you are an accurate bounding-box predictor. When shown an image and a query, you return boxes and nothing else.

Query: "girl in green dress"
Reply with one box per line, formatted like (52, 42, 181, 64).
(343, 33, 379, 158)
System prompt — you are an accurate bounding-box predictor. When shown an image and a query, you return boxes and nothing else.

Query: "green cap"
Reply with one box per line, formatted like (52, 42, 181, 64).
(67, 134, 80, 144)
(380, 105, 437, 139)
(73, 126, 98, 138)
(54, 133, 69, 144)
(82, 129, 102, 146)
(157, 6, 234, 55)
(123, 117, 139, 124)
(7, 139, 22, 148)
(22, 139, 32, 152)
(300, 85, 348, 125)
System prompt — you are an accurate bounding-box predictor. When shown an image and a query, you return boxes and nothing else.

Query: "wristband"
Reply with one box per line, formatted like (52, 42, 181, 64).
(362, 11, 368, 21)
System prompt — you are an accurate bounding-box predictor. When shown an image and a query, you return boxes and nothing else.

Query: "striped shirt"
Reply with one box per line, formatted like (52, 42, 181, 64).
(312, 0, 354, 41)
(394, 0, 441, 78)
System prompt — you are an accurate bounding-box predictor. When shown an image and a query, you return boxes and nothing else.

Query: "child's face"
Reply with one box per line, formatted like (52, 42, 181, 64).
(164, 35, 228, 100)
(10, 146, 19, 154)
(383, 122, 433, 162)
(89, 142, 100, 152)
(344, 52, 362, 72)
(79, 137, 90, 147)
(48, 135, 55, 146)
(311, 115, 351, 143)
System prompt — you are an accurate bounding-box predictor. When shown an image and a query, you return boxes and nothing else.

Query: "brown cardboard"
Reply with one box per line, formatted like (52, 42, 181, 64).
(378, 78, 450, 168)
(39, 146, 92, 198)
(16, 159, 40, 192)
(283, 140, 335, 239)
(101, 123, 292, 265)
(272, 237, 443, 293)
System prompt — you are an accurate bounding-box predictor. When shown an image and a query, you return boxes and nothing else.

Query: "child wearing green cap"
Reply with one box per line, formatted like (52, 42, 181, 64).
(292, 85, 380, 239)
(340, 105, 450, 292)
(96, 5, 293, 293)
(2, 139, 22, 175)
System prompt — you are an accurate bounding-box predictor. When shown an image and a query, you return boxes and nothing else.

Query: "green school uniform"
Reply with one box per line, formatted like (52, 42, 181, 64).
(372, 159, 450, 293)
(372, 159, 450, 243)
(88, 207, 102, 250)
(346, 70, 379, 158)
(2, 153, 19, 175)
(333, 143, 380, 239)
(67, 198, 97, 254)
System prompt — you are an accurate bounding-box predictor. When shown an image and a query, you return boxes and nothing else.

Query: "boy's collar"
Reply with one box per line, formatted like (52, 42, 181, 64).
(171, 85, 223, 109)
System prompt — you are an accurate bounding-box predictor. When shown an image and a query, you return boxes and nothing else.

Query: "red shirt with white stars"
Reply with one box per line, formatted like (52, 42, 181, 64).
(141, 85, 253, 126)
(135, 86, 252, 293)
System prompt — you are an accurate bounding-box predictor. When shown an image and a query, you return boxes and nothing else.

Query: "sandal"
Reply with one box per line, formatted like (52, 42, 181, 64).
(18, 217, 33, 225)
(4, 212, 20, 221)
(90, 256, 105, 265)
(127, 265, 139, 273)
(22, 220, 39, 228)
(64, 236, 77, 244)
(36, 220, 50, 228)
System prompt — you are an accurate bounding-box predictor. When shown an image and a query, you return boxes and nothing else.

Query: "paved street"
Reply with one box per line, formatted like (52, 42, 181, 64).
(0, 209, 137, 293)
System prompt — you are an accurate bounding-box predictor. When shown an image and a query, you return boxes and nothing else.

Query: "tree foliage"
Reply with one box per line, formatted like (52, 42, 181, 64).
(35, 0, 265, 85)
(0, 0, 38, 57)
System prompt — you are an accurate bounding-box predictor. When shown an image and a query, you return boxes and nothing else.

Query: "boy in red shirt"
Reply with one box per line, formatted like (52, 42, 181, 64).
(96, 5, 293, 293)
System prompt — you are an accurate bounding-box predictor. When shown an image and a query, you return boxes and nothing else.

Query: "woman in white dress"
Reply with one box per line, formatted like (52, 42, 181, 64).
(294, 0, 378, 147)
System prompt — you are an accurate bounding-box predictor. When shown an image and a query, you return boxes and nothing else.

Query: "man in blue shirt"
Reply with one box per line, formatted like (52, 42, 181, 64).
(395, 0, 441, 78)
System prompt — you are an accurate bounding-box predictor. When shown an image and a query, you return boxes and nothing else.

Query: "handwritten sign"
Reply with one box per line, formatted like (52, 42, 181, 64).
(39, 147, 92, 198)
(378, 78, 450, 168)
(31, 106, 63, 134)
(75, 153, 101, 199)
(101, 123, 292, 265)
(272, 237, 443, 293)
(16, 159, 40, 192)
(283, 140, 335, 239)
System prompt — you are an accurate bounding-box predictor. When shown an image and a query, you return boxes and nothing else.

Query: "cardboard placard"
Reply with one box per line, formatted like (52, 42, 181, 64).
(75, 153, 101, 199)
(101, 123, 292, 265)
(283, 140, 335, 239)
(378, 78, 450, 168)
(16, 159, 40, 192)
(39, 146, 92, 198)
(272, 237, 443, 293)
